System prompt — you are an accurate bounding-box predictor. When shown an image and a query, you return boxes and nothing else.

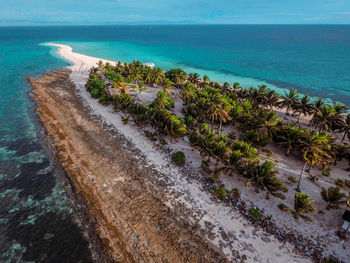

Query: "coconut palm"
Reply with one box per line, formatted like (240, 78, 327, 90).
(206, 94, 232, 135)
(275, 125, 304, 156)
(232, 82, 240, 90)
(278, 89, 300, 119)
(165, 68, 187, 88)
(152, 67, 165, 87)
(296, 131, 333, 192)
(293, 94, 314, 126)
(333, 142, 350, 165)
(236, 89, 250, 102)
(241, 110, 281, 145)
(331, 102, 348, 132)
(143, 67, 153, 84)
(188, 72, 200, 85)
(294, 192, 316, 219)
(162, 78, 174, 96)
(180, 82, 196, 105)
(265, 90, 279, 110)
(313, 98, 325, 113)
(321, 187, 346, 209)
(340, 114, 350, 143)
(217, 101, 233, 135)
(252, 160, 285, 192)
(310, 105, 336, 132)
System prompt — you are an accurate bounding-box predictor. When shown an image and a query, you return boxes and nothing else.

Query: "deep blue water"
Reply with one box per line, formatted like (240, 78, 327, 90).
(1, 25, 350, 262)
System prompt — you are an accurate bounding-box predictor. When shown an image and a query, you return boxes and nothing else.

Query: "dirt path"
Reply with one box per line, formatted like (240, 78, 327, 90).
(29, 69, 230, 263)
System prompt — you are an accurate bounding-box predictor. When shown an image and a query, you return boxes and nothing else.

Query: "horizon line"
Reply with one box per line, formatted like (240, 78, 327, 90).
(1, 23, 350, 27)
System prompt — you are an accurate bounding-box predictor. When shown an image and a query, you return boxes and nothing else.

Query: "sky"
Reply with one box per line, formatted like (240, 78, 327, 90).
(0, 0, 349, 25)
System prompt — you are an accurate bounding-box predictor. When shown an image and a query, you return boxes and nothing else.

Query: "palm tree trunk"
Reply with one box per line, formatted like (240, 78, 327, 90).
(297, 112, 302, 126)
(341, 131, 347, 143)
(305, 164, 312, 172)
(219, 119, 223, 135)
(283, 106, 290, 120)
(296, 162, 307, 192)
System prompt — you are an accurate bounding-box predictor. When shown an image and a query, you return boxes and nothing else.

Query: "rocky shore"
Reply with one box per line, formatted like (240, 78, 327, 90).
(28, 69, 231, 262)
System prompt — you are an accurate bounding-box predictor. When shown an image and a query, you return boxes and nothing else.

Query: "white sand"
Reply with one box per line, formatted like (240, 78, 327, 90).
(48, 43, 319, 262)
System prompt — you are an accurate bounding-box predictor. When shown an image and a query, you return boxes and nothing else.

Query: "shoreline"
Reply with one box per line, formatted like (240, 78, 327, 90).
(28, 70, 230, 262)
(29, 43, 316, 262)
(28, 42, 350, 262)
(32, 105, 111, 263)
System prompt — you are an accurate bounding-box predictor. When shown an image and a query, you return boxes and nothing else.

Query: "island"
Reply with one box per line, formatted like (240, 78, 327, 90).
(28, 43, 350, 263)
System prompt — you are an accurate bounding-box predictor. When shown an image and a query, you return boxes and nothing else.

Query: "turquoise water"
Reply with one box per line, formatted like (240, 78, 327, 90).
(1, 25, 350, 262)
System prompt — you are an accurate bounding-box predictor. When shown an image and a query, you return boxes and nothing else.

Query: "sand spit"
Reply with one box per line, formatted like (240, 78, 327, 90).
(27, 43, 315, 262)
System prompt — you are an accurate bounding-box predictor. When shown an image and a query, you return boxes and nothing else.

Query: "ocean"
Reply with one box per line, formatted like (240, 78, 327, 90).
(0, 25, 350, 262)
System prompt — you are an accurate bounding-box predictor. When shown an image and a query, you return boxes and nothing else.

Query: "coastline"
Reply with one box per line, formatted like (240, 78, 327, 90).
(28, 43, 350, 262)
(29, 70, 230, 262)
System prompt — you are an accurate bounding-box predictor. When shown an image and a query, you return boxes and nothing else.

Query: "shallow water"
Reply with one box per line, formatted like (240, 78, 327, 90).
(0, 25, 349, 262)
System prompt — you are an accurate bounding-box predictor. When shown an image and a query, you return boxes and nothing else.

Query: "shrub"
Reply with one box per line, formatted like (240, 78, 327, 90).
(214, 187, 227, 198)
(98, 93, 110, 105)
(321, 187, 346, 209)
(171, 151, 185, 165)
(294, 193, 316, 220)
(231, 188, 240, 199)
(321, 166, 331, 177)
(144, 130, 157, 141)
(248, 207, 261, 220)
(287, 176, 296, 183)
(335, 179, 345, 188)
(121, 117, 129, 124)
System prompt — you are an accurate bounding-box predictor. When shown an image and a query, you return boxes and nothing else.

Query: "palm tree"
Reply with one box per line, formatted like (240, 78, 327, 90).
(217, 101, 233, 135)
(296, 131, 333, 192)
(152, 67, 165, 87)
(321, 187, 346, 209)
(310, 105, 336, 132)
(163, 78, 174, 96)
(333, 142, 349, 165)
(143, 67, 153, 84)
(241, 110, 281, 145)
(340, 114, 350, 143)
(206, 94, 232, 135)
(294, 94, 314, 126)
(332, 102, 348, 132)
(334, 102, 348, 115)
(180, 82, 196, 105)
(165, 68, 187, 88)
(313, 98, 325, 113)
(232, 82, 240, 90)
(265, 90, 279, 110)
(97, 60, 104, 69)
(278, 89, 300, 120)
(236, 89, 250, 102)
(188, 72, 200, 85)
(294, 193, 316, 219)
(275, 125, 303, 156)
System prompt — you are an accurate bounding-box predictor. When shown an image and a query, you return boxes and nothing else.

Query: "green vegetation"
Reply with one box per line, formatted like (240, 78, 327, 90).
(214, 187, 228, 198)
(321, 187, 346, 209)
(287, 176, 297, 183)
(248, 207, 261, 220)
(294, 193, 316, 221)
(171, 151, 186, 165)
(86, 60, 350, 223)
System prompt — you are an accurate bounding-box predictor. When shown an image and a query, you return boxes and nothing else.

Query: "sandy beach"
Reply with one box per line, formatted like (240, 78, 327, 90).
(27, 43, 350, 262)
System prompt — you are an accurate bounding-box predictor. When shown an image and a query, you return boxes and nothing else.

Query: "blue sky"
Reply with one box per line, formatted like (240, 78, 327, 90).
(1, 0, 349, 25)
